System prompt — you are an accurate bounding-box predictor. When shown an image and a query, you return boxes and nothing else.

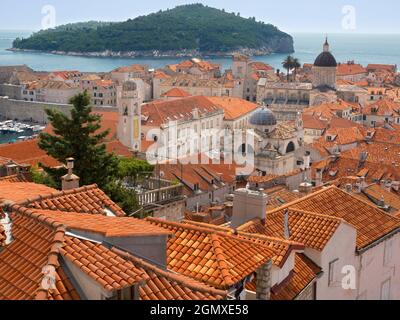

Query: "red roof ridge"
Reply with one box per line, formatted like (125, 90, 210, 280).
(182, 220, 232, 232)
(237, 228, 305, 248)
(9, 204, 67, 300)
(111, 247, 227, 298)
(209, 233, 234, 285)
(11, 204, 65, 230)
(269, 207, 348, 226)
(18, 184, 99, 206)
(334, 186, 400, 220)
(146, 217, 229, 237)
(267, 186, 337, 213)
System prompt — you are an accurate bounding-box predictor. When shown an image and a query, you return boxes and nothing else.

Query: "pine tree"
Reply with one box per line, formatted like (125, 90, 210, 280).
(38, 91, 119, 189)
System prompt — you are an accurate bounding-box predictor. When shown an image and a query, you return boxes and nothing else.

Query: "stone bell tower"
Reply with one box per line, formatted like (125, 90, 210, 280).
(117, 80, 141, 152)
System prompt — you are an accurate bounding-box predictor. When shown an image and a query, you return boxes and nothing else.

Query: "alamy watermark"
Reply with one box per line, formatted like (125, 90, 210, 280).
(41, 5, 56, 30)
(342, 5, 357, 31)
(145, 126, 256, 176)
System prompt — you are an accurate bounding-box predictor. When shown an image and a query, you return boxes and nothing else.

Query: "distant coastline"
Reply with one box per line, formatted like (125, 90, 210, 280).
(7, 46, 293, 59)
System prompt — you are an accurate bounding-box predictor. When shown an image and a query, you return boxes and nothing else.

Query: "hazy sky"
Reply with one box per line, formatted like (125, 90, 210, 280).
(1, 0, 399, 33)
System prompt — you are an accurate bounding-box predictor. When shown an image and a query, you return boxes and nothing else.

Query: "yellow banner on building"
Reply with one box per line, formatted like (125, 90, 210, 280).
(133, 116, 140, 139)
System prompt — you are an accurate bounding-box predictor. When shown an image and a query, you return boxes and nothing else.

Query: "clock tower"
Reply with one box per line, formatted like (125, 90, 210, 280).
(117, 81, 141, 152)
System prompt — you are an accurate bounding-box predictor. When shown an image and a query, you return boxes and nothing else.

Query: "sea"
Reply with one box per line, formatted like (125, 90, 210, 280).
(0, 31, 399, 145)
(1, 30, 400, 72)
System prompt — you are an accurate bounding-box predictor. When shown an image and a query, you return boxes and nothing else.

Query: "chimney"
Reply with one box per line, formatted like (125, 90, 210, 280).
(61, 158, 80, 191)
(315, 169, 323, 187)
(256, 260, 272, 300)
(284, 209, 291, 240)
(345, 184, 353, 194)
(299, 181, 313, 195)
(231, 188, 268, 228)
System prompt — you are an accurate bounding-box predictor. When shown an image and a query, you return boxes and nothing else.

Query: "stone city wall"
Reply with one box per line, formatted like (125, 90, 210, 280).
(0, 97, 117, 124)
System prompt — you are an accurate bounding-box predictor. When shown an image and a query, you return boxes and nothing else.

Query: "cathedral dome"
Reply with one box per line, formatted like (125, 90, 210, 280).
(249, 107, 277, 126)
(314, 38, 337, 67)
(314, 52, 337, 67)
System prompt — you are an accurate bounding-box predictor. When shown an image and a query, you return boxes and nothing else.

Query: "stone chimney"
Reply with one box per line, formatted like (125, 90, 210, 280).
(61, 158, 80, 191)
(284, 209, 291, 240)
(231, 188, 268, 228)
(256, 260, 272, 300)
(315, 168, 323, 187)
(299, 181, 313, 195)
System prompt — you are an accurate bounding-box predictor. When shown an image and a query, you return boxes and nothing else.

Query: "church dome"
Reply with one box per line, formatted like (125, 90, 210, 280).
(314, 38, 337, 67)
(249, 107, 277, 126)
(314, 52, 337, 67)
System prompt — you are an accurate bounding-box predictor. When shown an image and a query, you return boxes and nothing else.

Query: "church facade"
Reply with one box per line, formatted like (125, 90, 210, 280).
(257, 39, 368, 120)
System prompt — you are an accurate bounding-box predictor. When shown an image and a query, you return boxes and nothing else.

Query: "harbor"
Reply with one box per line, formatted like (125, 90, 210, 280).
(0, 120, 45, 144)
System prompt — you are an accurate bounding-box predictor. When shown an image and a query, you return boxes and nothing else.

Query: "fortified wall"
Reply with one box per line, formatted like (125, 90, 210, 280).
(0, 96, 117, 124)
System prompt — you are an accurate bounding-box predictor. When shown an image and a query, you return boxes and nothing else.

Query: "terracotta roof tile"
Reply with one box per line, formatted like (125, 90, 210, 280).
(363, 184, 400, 211)
(0, 174, 28, 183)
(246, 253, 321, 300)
(0, 210, 68, 300)
(142, 96, 222, 127)
(19, 184, 125, 217)
(0, 182, 57, 205)
(337, 63, 367, 76)
(0, 224, 5, 247)
(60, 237, 148, 292)
(281, 186, 400, 250)
(162, 88, 192, 98)
(17, 208, 172, 238)
(206, 97, 259, 120)
(238, 207, 342, 252)
(0, 139, 60, 168)
(146, 218, 276, 289)
(113, 248, 227, 300)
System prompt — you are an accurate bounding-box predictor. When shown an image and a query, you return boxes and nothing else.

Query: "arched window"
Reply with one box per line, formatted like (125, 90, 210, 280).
(286, 141, 295, 153)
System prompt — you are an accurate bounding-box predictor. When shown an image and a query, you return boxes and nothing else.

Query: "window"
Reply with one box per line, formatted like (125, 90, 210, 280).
(328, 259, 339, 286)
(381, 279, 391, 300)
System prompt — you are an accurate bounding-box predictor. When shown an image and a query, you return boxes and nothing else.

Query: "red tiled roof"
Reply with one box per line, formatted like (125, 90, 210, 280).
(113, 248, 227, 300)
(161, 88, 191, 98)
(302, 114, 328, 130)
(142, 96, 222, 127)
(363, 184, 400, 211)
(0, 174, 28, 183)
(0, 211, 70, 300)
(337, 63, 367, 76)
(0, 225, 5, 247)
(18, 184, 126, 217)
(146, 218, 276, 289)
(18, 208, 172, 238)
(60, 236, 148, 292)
(363, 99, 400, 116)
(206, 97, 259, 120)
(0, 139, 60, 168)
(285, 186, 400, 250)
(246, 253, 321, 300)
(0, 182, 56, 205)
(238, 208, 343, 252)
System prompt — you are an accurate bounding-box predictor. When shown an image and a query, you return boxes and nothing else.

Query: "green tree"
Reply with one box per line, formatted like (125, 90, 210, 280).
(292, 57, 301, 80)
(104, 181, 140, 216)
(282, 55, 294, 81)
(117, 158, 154, 186)
(38, 91, 119, 189)
(30, 165, 58, 189)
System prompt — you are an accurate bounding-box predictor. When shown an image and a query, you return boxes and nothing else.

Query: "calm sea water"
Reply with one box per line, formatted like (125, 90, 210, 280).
(1, 30, 400, 72)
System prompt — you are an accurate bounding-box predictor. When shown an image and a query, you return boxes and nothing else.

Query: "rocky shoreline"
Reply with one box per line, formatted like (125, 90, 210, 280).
(8, 46, 294, 59)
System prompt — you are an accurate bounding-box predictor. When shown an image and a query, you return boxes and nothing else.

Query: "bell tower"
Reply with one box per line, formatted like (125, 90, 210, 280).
(117, 81, 141, 152)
